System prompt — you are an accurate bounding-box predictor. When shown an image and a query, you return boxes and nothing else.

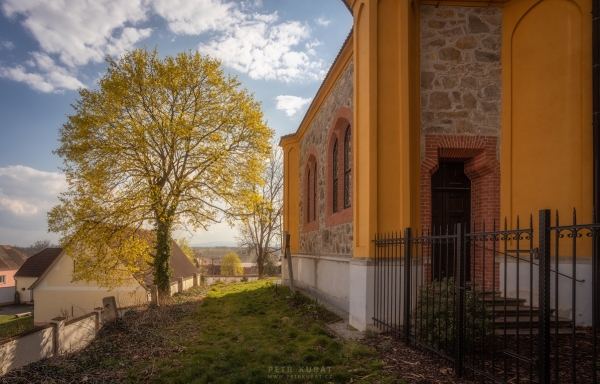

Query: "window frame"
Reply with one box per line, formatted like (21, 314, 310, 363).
(333, 139, 339, 213)
(344, 125, 351, 209)
(325, 108, 353, 228)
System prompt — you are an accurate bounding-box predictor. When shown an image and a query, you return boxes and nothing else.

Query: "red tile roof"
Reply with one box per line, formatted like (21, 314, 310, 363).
(0, 245, 28, 271)
(14, 248, 62, 277)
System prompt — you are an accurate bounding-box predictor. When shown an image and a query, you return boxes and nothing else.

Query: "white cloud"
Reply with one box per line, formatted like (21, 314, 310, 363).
(152, 0, 324, 82)
(2, 0, 151, 68)
(316, 17, 330, 26)
(198, 16, 325, 82)
(1, 0, 152, 92)
(0, 166, 65, 243)
(0, 53, 85, 93)
(274, 95, 312, 117)
(152, 0, 242, 35)
(0, 166, 66, 245)
(1, 0, 326, 91)
(0, 39, 14, 50)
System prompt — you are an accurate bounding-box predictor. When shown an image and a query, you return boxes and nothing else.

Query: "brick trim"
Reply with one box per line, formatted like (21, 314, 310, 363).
(303, 147, 319, 233)
(326, 107, 354, 227)
(421, 135, 500, 289)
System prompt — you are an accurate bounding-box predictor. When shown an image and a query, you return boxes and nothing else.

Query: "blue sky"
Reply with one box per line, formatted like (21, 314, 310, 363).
(0, 0, 352, 246)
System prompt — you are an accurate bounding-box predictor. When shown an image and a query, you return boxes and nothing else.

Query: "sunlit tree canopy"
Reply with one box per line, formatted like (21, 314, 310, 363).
(48, 47, 273, 294)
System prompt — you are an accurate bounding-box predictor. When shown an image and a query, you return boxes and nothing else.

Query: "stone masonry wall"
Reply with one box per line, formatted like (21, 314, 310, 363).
(420, 5, 502, 142)
(299, 61, 354, 255)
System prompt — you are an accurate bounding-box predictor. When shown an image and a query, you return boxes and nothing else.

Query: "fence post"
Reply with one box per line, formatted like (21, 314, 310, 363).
(50, 317, 65, 356)
(538, 209, 551, 383)
(403, 228, 412, 344)
(455, 223, 465, 377)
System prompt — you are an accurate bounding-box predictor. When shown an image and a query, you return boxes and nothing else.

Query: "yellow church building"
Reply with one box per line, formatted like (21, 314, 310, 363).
(280, 0, 596, 332)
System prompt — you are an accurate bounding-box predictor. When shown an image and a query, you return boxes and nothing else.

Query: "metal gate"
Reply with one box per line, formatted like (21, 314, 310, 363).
(373, 209, 600, 383)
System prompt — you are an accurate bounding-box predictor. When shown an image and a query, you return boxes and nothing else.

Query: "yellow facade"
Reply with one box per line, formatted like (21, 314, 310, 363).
(281, 0, 594, 258)
(31, 251, 146, 324)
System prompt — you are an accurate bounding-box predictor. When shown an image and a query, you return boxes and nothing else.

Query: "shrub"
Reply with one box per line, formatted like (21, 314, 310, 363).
(413, 277, 493, 353)
(220, 253, 243, 276)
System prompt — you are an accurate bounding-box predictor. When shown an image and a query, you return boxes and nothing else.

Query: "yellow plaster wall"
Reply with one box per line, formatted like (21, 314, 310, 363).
(15, 276, 37, 302)
(353, 0, 421, 257)
(376, 0, 401, 235)
(501, 0, 593, 226)
(353, 0, 378, 256)
(284, 145, 300, 253)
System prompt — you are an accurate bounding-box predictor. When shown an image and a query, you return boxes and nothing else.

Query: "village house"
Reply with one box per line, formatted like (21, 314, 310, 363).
(15, 242, 198, 325)
(14, 247, 61, 305)
(0, 245, 28, 305)
(280, 0, 595, 332)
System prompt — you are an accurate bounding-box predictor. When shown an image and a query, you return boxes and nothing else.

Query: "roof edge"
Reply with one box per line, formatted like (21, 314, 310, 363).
(28, 248, 65, 290)
(279, 28, 354, 147)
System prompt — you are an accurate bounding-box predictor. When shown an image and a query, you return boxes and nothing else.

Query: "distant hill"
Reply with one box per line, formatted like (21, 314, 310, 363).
(192, 246, 254, 263)
(190, 241, 238, 247)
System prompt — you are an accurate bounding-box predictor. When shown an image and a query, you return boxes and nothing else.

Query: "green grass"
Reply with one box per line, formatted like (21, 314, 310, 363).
(0, 315, 34, 340)
(0, 281, 404, 384)
(133, 280, 398, 384)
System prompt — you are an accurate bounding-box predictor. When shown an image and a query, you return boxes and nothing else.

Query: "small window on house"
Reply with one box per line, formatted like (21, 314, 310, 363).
(333, 139, 339, 213)
(0, 275, 5, 284)
(307, 168, 311, 222)
(313, 164, 317, 221)
(344, 125, 352, 208)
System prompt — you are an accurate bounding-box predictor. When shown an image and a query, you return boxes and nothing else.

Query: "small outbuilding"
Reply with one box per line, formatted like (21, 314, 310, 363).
(0, 245, 28, 305)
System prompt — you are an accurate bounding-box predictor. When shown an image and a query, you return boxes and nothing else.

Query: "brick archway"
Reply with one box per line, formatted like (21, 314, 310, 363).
(421, 135, 500, 288)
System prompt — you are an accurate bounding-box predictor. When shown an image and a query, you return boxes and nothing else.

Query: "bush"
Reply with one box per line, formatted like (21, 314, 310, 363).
(220, 253, 243, 276)
(413, 277, 493, 352)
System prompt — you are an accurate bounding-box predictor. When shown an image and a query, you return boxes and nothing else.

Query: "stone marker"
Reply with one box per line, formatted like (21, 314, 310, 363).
(150, 285, 159, 306)
(102, 296, 118, 321)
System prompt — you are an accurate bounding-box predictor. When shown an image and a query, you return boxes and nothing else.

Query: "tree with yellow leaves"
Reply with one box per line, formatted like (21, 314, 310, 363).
(175, 238, 195, 263)
(48, 47, 273, 295)
(220, 252, 243, 276)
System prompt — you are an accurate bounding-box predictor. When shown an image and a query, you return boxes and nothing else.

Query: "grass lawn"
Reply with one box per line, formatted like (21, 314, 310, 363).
(0, 315, 34, 340)
(142, 280, 397, 384)
(1, 280, 403, 384)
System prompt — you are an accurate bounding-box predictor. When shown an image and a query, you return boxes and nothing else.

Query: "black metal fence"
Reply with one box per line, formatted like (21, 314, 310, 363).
(373, 209, 600, 383)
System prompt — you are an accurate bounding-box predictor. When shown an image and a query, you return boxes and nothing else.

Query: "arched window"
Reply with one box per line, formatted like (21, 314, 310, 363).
(307, 168, 311, 222)
(333, 139, 339, 213)
(325, 107, 353, 228)
(313, 164, 317, 220)
(344, 126, 351, 208)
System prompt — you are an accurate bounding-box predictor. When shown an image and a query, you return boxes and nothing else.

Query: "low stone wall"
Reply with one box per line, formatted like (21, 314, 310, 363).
(0, 272, 200, 376)
(0, 324, 53, 375)
(204, 275, 260, 285)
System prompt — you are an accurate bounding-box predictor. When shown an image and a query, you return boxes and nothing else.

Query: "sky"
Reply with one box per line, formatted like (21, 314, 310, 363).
(0, 0, 352, 247)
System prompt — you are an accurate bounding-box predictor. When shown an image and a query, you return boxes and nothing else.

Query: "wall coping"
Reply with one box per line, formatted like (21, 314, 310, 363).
(291, 253, 352, 263)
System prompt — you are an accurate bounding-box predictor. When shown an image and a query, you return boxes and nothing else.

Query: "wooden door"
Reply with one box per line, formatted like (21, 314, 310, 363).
(431, 161, 471, 280)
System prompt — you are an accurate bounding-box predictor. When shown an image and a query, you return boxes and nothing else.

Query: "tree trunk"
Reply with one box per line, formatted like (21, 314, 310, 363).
(153, 220, 173, 296)
(257, 251, 265, 279)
